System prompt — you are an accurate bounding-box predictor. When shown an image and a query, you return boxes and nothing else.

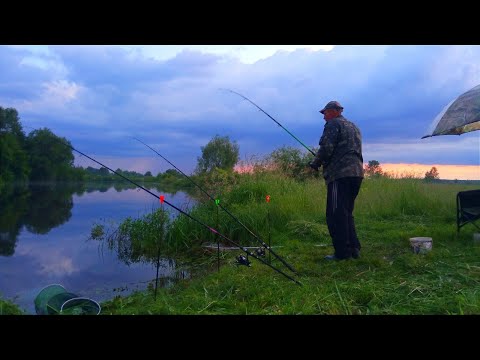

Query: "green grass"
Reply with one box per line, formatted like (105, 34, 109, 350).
(98, 172, 480, 314)
(0, 298, 25, 315)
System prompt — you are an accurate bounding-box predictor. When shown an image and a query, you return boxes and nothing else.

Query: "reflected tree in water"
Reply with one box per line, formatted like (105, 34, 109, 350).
(1, 181, 193, 257)
(0, 184, 78, 255)
(0, 186, 29, 256)
(23, 185, 74, 234)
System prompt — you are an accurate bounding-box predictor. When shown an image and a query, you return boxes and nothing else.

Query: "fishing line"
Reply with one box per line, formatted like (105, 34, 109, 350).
(132, 137, 298, 275)
(221, 88, 316, 156)
(51, 137, 302, 286)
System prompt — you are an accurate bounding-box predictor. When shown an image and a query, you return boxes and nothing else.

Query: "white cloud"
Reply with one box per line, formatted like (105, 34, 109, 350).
(16, 245, 78, 276)
(11, 45, 69, 77)
(18, 80, 83, 113)
(122, 45, 334, 64)
(43, 80, 81, 101)
(426, 46, 480, 92)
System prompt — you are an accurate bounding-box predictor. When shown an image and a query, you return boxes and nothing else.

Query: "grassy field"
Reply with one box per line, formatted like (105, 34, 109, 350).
(3, 172, 478, 315)
(98, 172, 480, 315)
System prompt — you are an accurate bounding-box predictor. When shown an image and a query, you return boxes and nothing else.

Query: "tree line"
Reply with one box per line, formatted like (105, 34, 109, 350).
(0, 106, 191, 190)
(0, 107, 80, 189)
(1, 104, 441, 194)
(0, 106, 241, 191)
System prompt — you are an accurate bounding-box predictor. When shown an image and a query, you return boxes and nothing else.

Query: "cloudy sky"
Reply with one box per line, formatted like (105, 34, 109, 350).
(1, 45, 479, 179)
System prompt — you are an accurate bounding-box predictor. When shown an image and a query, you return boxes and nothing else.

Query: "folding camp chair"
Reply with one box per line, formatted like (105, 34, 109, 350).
(457, 189, 480, 233)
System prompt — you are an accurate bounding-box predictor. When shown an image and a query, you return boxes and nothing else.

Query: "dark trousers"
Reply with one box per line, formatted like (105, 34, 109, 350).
(326, 177, 363, 259)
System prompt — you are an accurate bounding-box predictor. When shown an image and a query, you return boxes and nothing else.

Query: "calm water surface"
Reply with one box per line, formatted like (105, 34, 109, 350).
(0, 183, 196, 314)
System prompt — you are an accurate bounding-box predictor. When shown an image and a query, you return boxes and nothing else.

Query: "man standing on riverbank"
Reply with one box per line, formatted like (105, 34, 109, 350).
(309, 101, 364, 261)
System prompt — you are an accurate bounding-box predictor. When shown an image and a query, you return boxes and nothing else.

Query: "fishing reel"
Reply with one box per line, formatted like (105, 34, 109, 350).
(235, 254, 251, 267)
(255, 247, 266, 257)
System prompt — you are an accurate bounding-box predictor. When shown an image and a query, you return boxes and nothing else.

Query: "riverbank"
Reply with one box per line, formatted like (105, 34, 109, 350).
(99, 173, 480, 315)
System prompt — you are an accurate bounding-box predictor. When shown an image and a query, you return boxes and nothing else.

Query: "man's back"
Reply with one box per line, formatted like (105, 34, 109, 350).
(321, 115, 364, 184)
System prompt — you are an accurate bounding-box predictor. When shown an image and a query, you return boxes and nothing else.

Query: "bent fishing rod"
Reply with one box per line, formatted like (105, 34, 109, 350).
(55, 139, 302, 286)
(132, 136, 298, 275)
(222, 88, 316, 156)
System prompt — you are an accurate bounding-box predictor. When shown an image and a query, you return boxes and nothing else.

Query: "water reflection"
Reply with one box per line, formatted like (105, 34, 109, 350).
(1, 187, 26, 255)
(24, 184, 74, 234)
(0, 182, 196, 313)
(0, 182, 191, 257)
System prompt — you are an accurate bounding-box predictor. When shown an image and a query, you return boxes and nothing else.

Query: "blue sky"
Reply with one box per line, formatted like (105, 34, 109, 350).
(1, 45, 479, 176)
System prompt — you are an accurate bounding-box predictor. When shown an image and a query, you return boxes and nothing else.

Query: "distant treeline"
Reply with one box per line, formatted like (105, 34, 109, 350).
(428, 179, 480, 185)
(0, 106, 189, 191)
(81, 166, 190, 187)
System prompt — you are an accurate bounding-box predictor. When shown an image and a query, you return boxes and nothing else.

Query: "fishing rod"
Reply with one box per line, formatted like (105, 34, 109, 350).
(131, 137, 299, 275)
(154, 200, 165, 301)
(222, 88, 316, 156)
(56, 139, 302, 286)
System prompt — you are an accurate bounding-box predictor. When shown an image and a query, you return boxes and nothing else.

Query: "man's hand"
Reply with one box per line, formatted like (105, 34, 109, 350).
(308, 161, 319, 171)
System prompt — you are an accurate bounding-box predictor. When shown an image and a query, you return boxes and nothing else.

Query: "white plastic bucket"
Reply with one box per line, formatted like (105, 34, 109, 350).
(409, 237, 432, 254)
(473, 233, 480, 245)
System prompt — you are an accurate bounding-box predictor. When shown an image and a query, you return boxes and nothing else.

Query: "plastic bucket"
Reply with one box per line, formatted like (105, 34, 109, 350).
(474, 233, 480, 245)
(409, 237, 432, 254)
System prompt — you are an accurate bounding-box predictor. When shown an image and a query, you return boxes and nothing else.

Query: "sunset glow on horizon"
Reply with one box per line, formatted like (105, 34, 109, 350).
(379, 163, 479, 181)
(234, 163, 480, 180)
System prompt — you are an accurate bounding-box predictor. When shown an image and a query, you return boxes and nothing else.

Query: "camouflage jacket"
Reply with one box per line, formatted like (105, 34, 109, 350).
(311, 115, 364, 184)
